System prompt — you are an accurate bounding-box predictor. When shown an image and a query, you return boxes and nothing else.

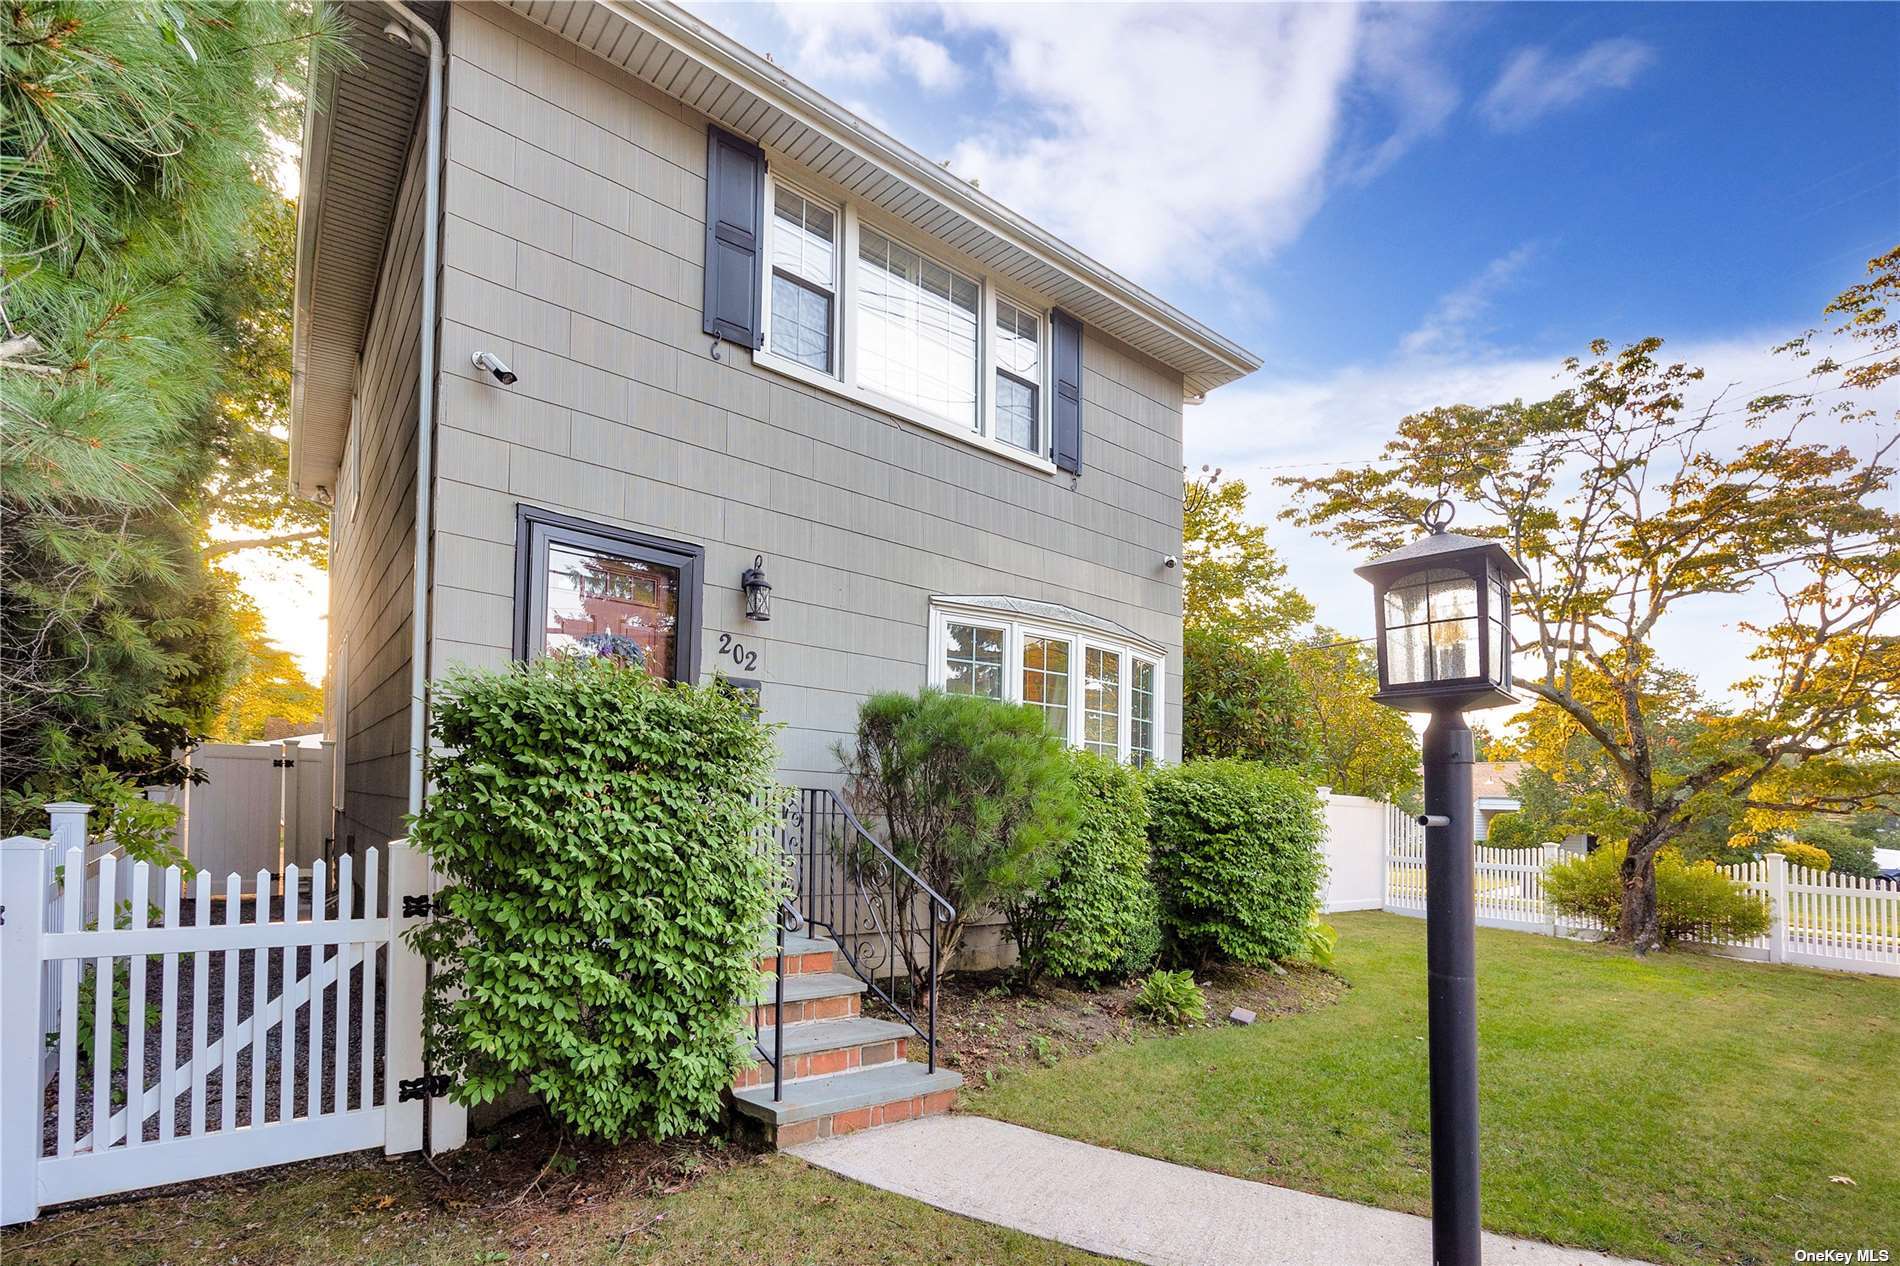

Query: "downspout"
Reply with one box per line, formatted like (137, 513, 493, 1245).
(378, 1, 442, 824)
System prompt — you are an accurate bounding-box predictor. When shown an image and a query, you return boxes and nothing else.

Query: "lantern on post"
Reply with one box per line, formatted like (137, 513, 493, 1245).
(1353, 498, 1527, 1266)
(741, 554, 772, 622)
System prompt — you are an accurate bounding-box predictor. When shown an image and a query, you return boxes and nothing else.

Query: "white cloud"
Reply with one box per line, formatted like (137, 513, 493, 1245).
(939, 4, 1463, 287)
(767, 4, 963, 91)
(1398, 243, 1538, 359)
(1479, 38, 1656, 132)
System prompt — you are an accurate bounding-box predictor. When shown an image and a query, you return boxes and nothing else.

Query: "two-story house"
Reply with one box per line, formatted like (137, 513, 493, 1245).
(291, 0, 1258, 1139)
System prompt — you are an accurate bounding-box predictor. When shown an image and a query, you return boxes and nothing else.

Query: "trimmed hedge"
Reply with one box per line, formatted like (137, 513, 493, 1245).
(1003, 749, 1159, 987)
(1148, 760, 1326, 969)
(408, 656, 778, 1142)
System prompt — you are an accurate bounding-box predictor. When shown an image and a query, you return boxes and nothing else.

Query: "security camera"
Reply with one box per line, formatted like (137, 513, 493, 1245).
(1163, 554, 1178, 570)
(471, 350, 517, 385)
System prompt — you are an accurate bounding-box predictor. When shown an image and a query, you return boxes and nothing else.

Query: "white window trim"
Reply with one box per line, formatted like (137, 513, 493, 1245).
(754, 163, 1059, 477)
(758, 176, 843, 381)
(926, 603, 1166, 765)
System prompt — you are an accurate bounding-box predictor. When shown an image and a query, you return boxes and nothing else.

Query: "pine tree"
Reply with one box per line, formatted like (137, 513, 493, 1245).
(1, 1, 338, 837)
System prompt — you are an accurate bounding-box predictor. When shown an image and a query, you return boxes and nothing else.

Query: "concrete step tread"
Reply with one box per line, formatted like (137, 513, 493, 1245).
(760, 932, 838, 959)
(744, 1017, 913, 1061)
(731, 1060, 962, 1125)
(750, 970, 868, 1007)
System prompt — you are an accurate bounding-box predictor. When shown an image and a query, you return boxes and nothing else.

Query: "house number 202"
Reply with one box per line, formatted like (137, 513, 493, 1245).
(717, 632, 760, 672)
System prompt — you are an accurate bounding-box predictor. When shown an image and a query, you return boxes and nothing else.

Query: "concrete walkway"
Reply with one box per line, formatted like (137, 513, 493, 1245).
(792, 1115, 1646, 1266)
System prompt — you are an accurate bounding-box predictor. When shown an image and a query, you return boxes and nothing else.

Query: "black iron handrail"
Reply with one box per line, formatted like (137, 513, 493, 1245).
(779, 787, 955, 1075)
(752, 896, 805, 1102)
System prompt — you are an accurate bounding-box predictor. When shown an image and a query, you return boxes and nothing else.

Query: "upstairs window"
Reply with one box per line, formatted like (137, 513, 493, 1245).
(858, 227, 980, 431)
(767, 185, 838, 374)
(993, 299, 1041, 453)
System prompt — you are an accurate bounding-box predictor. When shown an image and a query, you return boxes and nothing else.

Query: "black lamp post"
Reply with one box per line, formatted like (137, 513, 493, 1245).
(1353, 499, 1527, 1266)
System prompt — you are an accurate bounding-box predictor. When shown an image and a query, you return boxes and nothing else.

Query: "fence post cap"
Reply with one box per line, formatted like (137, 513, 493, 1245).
(0, 834, 52, 853)
(42, 801, 93, 814)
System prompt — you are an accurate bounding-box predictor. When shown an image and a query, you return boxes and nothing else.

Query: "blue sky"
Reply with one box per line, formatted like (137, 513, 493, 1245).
(691, 1, 1900, 698)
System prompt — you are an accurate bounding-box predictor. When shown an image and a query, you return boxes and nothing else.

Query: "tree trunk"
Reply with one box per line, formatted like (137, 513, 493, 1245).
(1615, 829, 1668, 954)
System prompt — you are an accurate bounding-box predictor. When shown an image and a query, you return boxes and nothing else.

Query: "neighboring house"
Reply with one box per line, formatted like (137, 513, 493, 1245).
(290, 1, 1257, 1138)
(1472, 760, 1525, 841)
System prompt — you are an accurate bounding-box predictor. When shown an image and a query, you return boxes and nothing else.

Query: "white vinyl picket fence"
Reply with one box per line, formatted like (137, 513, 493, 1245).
(1382, 810, 1900, 976)
(1, 819, 463, 1225)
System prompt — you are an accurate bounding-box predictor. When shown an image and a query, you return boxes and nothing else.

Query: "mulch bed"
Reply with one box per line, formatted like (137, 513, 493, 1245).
(929, 960, 1349, 1089)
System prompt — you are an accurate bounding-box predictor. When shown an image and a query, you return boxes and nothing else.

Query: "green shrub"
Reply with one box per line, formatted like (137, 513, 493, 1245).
(1772, 840, 1832, 873)
(1002, 749, 1159, 987)
(840, 689, 1076, 981)
(1132, 969, 1206, 1027)
(1147, 760, 1325, 970)
(1483, 810, 1552, 850)
(1543, 842, 1771, 946)
(408, 657, 778, 1143)
(1303, 912, 1338, 967)
(1795, 820, 1879, 878)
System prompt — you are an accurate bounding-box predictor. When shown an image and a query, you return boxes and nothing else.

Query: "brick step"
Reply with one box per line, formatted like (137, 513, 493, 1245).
(748, 970, 866, 1028)
(757, 931, 836, 978)
(731, 1059, 963, 1148)
(733, 1017, 911, 1090)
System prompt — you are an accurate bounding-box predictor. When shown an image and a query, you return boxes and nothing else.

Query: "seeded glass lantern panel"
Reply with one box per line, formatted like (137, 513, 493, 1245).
(1353, 525, 1527, 713)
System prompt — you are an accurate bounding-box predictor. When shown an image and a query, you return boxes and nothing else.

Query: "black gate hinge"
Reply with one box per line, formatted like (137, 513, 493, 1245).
(401, 894, 443, 918)
(397, 1073, 452, 1102)
(272, 758, 296, 768)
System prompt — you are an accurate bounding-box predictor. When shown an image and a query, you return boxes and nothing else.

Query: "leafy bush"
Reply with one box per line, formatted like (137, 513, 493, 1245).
(1795, 820, 1879, 878)
(1543, 842, 1770, 946)
(1182, 627, 1313, 767)
(1303, 912, 1338, 967)
(408, 657, 778, 1143)
(1772, 840, 1832, 873)
(1002, 749, 1159, 987)
(840, 689, 1076, 979)
(1147, 761, 1325, 970)
(1132, 970, 1206, 1027)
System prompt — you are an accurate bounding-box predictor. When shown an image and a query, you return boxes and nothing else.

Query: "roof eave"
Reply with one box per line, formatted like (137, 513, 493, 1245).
(287, 51, 333, 498)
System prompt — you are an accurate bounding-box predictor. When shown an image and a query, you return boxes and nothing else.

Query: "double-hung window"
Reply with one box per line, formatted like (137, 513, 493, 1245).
(767, 184, 839, 375)
(993, 299, 1041, 453)
(754, 167, 1057, 469)
(928, 603, 1164, 764)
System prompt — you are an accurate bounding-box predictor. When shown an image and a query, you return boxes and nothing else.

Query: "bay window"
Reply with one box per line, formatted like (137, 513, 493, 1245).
(943, 620, 1006, 699)
(753, 168, 1056, 469)
(1129, 658, 1157, 766)
(928, 602, 1165, 764)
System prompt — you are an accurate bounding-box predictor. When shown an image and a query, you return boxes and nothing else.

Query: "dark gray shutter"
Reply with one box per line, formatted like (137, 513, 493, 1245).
(1051, 309, 1083, 475)
(703, 127, 765, 348)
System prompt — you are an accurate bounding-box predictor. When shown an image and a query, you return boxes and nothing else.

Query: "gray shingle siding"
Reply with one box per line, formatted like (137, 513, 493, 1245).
(423, 4, 1186, 782)
(328, 110, 426, 848)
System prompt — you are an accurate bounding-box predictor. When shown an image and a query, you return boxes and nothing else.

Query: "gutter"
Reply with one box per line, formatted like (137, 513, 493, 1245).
(377, 0, 443, 825)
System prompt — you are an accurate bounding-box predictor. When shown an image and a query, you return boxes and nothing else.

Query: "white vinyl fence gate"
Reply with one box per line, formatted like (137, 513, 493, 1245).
(1, 815, 463, 1225)
(1381, 806, 1900, 977)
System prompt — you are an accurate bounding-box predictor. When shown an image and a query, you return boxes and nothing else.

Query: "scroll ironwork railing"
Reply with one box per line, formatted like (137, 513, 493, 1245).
(778, 787, 954, 1075)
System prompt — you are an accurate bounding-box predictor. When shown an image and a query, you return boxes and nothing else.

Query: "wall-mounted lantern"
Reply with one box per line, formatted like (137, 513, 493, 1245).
(741, 554, 772, 622)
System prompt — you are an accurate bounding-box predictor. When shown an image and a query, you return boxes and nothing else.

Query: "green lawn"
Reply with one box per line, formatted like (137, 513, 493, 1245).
(970, 911, 1900, 1266)
(2, 1147, 1108, 1266)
